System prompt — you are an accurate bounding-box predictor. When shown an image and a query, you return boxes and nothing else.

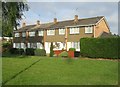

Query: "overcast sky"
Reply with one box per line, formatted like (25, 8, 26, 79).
(21, 2, 118, 34)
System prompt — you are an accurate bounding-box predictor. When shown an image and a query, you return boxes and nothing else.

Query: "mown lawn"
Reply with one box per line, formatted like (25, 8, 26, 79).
(2, 56, 118, 85)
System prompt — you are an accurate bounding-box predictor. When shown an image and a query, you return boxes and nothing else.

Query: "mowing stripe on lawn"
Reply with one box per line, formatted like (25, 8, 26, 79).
(2, 58, 41, 85)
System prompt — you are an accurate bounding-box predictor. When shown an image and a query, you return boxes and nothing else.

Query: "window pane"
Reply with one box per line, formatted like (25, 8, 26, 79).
(22, 32, 26, 37)
(15, 33, 19, 37)
(47, 30, 55, 35)
(59, 28, 65, 35)
(29, 32, 35, 37)
(85, 26, 92, 33)
(38, 31, 43, 36)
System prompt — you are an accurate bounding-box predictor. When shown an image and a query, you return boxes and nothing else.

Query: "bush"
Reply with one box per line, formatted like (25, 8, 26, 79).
(50, 42, 54, 57)
(9, 48, 19, 54)
(25, 48, 35, 55)
(59, 51, 68, 57)
(80, 37, 119, 59)
(9, 48, 24, 55)
(19, 48, 24, 55)
(69, 48, 76, 51)
(2, 42, 11, 48)
(35, 49, 46, 56)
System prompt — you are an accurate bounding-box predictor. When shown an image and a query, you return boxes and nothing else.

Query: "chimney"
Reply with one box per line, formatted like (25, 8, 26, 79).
(37, 20, 40, 25)
(54, 18, 57, 24)
(22, 22, 26, 27)
(74, 15, 78, 22)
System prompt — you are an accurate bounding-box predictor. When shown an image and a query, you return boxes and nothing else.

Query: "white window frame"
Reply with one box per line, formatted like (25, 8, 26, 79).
(15, 33, 19, 37)
(21, 43, 26, 48)
(29, 31, 35, 37)
(59, 28, 65, 35)
(22, 32, 26, 37)
(38, 30, 43, 36)
(71, 42, 80, 49)
(37, 43, 43, 49)
(70, 27, 79, 34)
(14, 43, 20, 48)
(85, 26, 93, 33)
(47, 29, 55, 35)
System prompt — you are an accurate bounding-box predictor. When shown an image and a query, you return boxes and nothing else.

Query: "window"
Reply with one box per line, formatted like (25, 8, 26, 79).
(71, 42, 80, 49)
(28, 43, 30, 48)
(14, 43, 20, 48)
(29, 43, 37, 48)
(15, 33, 19, 37)
(21, 43, 26, 48)
(70, 27, 79, 34)
(29, 31, 35, 37)
(22, 32, 26, 37)
(47, 29, 55, 35)
(59, 28, 65, 35)
(37, 43, 43, 49)
(85, 26, 93, 33)
(38, 31, 43, 36)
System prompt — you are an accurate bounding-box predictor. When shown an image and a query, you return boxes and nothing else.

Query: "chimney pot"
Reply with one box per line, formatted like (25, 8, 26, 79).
(37, 20, 40, 25)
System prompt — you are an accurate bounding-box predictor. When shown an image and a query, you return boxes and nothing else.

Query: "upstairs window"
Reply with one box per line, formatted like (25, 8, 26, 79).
(29, 31, 35, 37)
(85, 26, 93, 33)
(38, 30, 43, 36)
(59, 28, 65, 35)
(22, 32, 26, 37)
(15, 33, 19, 37)
(47, 29, 55, 35)
(70, 27, 79, 34)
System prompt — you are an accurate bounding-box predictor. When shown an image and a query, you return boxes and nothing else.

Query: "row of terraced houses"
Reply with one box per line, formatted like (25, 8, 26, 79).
(13, 15, 110, 53)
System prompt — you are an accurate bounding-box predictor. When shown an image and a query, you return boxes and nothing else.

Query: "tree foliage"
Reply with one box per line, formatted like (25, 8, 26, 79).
(50, 42, 54, 57)
(2, 1, 29, 37)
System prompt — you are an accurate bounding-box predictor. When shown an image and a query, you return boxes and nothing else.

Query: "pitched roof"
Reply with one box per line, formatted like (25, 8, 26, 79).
(14, 16, 104, 32)
(27, 22, 53, 31)
(49, 16, 104, 29)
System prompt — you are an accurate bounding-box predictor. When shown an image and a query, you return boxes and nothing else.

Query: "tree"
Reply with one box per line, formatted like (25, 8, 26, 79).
(2, 1, 29, 37)
(50, 42, 54, 57)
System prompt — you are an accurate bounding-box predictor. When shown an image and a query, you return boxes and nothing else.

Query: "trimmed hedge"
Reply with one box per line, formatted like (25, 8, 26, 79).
(69, 48, 76, 51)
(80, 37, 119, 59)
(9, 48, 19, 54)
(35, 49, 46, 56)
(59, 51, 68, 57)
(9, 48, 24, 55)
(25, 48, 35, 55)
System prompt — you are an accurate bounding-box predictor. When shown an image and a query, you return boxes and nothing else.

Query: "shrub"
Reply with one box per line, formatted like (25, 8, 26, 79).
(25, 48, 35, 55)
(19, 48, 24, 55)
(80, 37, 119, 59)
(69, 48, 76, 51)
(50, 42, 54, 57)
(35, 49, 46, 56)
(9, 48, 19, 54)
(8, 48, 24, 55)
(59, 51, 68, 57)
(2, 42, 11, 48)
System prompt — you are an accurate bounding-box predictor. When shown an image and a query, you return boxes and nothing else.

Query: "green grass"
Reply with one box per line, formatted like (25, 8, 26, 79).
(2, 56, 118, 85)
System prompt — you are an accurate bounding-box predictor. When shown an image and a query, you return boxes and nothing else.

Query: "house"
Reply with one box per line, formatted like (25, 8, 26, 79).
(13, 15, 110, 53)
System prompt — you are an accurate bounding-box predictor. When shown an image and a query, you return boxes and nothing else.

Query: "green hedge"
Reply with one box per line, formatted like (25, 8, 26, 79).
(35, 49, 46, 56)
(69, 48, 76, 51)
(9, 48, 24, 55)
(80, 37, 119, 59)
(25, 48, 35, 55)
